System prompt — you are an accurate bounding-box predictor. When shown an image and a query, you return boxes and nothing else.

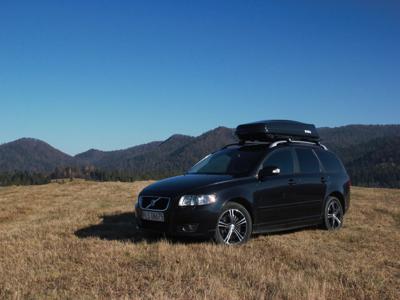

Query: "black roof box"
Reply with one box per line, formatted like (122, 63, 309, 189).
(235, 120, 319, 142)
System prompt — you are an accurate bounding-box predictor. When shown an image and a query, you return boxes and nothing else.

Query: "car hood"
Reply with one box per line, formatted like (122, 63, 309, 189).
(140, 174, 234, 196)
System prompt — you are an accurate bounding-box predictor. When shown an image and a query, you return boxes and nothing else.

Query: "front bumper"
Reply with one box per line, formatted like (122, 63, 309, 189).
(135, 201, 221, 237)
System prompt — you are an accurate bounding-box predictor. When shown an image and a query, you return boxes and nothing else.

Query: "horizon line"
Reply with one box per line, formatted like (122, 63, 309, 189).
(1, 122, 399, 156)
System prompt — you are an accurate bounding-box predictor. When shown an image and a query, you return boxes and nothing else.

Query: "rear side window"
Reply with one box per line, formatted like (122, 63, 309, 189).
(315, 149, 345, 173)
(263, 149, 294, 175)
(295, 148, 320, 173)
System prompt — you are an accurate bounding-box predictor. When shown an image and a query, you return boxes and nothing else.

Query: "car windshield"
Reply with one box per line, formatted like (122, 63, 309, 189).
(188, 146, 267, 176)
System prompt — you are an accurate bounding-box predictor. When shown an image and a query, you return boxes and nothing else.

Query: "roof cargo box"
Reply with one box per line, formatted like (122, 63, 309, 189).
(235, 120, 319, 142)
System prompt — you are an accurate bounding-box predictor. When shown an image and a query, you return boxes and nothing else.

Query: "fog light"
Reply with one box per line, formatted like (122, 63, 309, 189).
(178, 224, 199, 233)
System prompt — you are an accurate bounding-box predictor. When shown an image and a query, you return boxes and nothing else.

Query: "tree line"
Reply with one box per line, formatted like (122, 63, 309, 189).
(0, 162, 399, 188)
(0, 166, 169, 187)
(0, 171, 50, 186)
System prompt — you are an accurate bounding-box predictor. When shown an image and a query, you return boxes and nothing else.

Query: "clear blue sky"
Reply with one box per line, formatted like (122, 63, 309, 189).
(1, 0, 399, 155)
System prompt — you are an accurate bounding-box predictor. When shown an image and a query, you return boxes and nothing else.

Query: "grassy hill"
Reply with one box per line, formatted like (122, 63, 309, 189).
(0, 181, 398, 299)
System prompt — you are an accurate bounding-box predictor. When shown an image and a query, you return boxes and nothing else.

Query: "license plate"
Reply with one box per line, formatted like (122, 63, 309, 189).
(141, 210, 164, 222)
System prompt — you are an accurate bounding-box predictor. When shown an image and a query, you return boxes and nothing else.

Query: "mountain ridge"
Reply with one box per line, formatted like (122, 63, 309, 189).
(1, 124, 400, 187)
(0, 137, 76, 173)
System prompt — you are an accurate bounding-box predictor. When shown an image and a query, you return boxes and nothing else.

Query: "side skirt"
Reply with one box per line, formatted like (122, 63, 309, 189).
(252, 219, 322, 234)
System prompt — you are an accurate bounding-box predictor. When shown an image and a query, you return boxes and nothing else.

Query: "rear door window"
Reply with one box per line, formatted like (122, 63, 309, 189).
(315, 149, 345, 173)
(295, 148, 321, 173)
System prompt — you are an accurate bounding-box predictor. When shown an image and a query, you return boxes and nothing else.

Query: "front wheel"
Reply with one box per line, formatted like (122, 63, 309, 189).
(214, 202, 252, 245)
(323, 196, 344, 230)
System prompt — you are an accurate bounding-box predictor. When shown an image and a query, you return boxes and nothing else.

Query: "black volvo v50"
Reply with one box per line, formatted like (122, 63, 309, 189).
(135, 120, 351, 245)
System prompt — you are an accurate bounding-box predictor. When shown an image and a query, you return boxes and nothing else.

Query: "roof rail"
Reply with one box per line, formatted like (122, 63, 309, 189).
(221, 143, 241, 149)
(269, 140, 288, 148)
(222, 139, 328, 150)
(269, 138, 328, 150)
(319, 143, 328, 150)
(222, 141, 271, 149)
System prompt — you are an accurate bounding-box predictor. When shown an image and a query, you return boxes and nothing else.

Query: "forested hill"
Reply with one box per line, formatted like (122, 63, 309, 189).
(338, 136, 400, 188)
(318, 124, 400, 149)
(0, 124, 399, 188)
(0, 138, 76, 173)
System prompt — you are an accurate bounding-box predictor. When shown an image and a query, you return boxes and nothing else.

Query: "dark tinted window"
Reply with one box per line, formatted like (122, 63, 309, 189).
(315, 149, 345, 173)
(295, 148, 320, 173)
(189, 146, 267, 176)
(263, 149, 294, 175)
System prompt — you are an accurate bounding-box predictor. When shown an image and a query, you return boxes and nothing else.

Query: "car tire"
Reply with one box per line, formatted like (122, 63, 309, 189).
(323, 196, 344, 230)
(214, 202, 252, 245)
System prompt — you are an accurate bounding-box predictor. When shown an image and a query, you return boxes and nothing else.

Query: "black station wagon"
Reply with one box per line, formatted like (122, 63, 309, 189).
(135, 120, 351, 245)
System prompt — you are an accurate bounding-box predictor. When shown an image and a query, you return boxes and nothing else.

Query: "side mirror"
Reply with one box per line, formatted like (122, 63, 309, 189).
(258, 166, 280, 181)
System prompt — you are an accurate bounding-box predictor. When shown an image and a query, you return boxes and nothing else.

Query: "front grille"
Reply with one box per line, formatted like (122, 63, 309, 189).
(139, 196, 170, 211)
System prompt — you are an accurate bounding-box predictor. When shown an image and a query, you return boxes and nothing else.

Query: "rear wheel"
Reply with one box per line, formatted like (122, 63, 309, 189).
(214, 202, 252, 245)
(323, 196, 344, 230)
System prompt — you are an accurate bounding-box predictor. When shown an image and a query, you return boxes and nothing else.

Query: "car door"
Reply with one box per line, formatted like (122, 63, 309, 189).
(253, 148, 296, 226)
(291, 147, 327, 221)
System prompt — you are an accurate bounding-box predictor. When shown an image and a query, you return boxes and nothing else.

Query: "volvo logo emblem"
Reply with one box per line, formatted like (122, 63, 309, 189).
(145, 197, 161, 209)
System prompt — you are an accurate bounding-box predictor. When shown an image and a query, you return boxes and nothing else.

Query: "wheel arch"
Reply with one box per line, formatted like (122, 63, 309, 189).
(327, 191, 346, 214)
(224, 197, 254, 223)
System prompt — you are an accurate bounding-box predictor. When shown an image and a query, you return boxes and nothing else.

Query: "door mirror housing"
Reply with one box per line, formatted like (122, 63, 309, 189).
(258, 166, 281, 181)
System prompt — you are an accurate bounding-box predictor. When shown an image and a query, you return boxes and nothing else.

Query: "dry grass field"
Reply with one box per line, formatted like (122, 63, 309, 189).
(0, 180, 399, 299)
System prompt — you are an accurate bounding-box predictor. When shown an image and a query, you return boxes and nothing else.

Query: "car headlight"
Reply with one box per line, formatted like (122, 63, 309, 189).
(178, 194, 217, 206)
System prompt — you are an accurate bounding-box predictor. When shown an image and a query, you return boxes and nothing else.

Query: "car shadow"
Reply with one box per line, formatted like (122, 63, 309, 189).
(75, 212, 321, 244)
(74, 212, 207, 244)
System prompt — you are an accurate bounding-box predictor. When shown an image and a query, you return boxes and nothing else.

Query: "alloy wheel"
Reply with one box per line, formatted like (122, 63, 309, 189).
(217, 208, 248, 245)
(327, 199, 343, 230)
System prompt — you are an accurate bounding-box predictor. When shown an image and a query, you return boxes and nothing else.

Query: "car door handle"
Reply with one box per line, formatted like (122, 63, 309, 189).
(321, 176, 328, 183)
(288, 178, 296, 186)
